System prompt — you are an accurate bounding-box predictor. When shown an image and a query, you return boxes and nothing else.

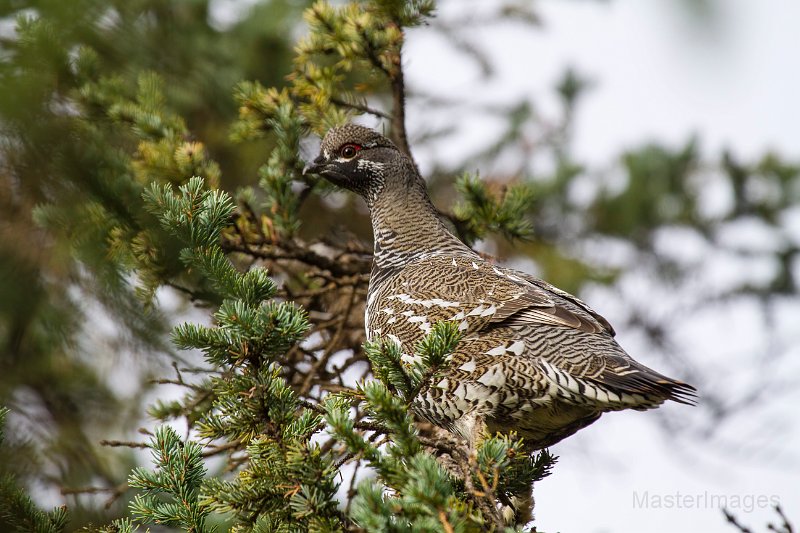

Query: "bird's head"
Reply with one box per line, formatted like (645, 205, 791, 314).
(304, 124, 412, 204)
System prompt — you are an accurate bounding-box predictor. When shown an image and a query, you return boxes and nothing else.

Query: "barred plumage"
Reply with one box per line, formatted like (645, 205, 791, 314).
(305, 124, 696, 450)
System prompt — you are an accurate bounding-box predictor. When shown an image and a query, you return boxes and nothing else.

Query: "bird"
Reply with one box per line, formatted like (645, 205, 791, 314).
(304, 123, 696, 452)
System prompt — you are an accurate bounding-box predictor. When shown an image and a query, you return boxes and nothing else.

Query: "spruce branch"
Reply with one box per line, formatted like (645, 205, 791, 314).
(128, 426, 210, 532)
(453, 172, 536, 246)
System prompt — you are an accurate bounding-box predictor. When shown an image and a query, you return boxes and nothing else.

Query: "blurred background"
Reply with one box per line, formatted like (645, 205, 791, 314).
(1, 0, 797, 531)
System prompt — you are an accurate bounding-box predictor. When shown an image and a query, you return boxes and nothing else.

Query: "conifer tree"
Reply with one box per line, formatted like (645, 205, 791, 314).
(0, 0, 305, 525)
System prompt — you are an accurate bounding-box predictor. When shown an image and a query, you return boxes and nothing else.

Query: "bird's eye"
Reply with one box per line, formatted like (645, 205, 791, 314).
(340, 144, 361, 159)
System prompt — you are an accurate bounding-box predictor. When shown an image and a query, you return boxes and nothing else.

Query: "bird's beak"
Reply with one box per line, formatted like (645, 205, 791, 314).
(303, 155, 327, 176)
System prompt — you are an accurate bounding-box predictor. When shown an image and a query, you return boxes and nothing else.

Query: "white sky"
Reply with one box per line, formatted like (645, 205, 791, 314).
(402, 1, 800, 532)
(406, 0, 800, 168)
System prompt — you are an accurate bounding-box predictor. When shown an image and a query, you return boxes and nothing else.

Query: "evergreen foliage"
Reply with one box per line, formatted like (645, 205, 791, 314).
(329, 324, 557, 530)
(0, 3, 305, 524)
(0, 408, 69, 532)
(365, 321, 462, 401)
(128, 426, 210, 531)
(131, 178, 343, 530)
(453, 173, 537, 245)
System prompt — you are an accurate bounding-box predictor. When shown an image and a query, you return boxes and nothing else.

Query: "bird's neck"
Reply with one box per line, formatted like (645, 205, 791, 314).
(368, 182, 477, 274)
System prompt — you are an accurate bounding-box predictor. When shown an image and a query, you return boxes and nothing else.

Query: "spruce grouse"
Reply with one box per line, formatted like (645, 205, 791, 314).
(305, 123, 696, 450)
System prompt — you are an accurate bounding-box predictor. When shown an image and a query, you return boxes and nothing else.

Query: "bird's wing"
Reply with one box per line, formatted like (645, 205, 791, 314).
(495, 268, 616, 335)
(379, 256, 611, 336)
(377, 256, 696, 406)
(484, 266, 698, 403)
(584, 354, 697, 405)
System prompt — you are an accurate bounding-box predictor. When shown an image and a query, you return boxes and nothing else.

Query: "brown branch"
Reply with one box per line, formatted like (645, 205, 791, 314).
(61, 483, 128, 509)
(279, 283, 338, 300)
(316, 382, 359, 394)
(298, 399, 328, 415)
(356, 26, 391, 77)
(222, 240, 371, 277)
(770, 505, 794, 533)
(330, 96, 391, 120)
(165, 281, 204, 302)
(149, 378, 206, 391)
(438, 509, 456, 533)
(389, 37, 412, 158)
(201, 440, 243, 458)
(724, 509, 755, 533)
(61, 486, 116, 495)
(351, 21, 412, 158)
(344, 459, 362, 515)
(417, 434, 463, 456)
(299, 286, 359, 395)
(417, 427, 507, 528)
(298, 69, 391, 121)
(352, 420, 389, 433)
(99, 439, 149, 449)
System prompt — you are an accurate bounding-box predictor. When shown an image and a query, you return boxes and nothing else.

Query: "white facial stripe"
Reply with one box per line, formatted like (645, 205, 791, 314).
(356, 159, 385, 172)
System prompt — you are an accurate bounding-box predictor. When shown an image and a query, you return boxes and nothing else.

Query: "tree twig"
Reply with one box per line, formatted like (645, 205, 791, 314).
(330, 96, 391, 119)
(724, 508, 755, 533)
(389, 37, 411, 158)
(99, 439, 149, 449)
